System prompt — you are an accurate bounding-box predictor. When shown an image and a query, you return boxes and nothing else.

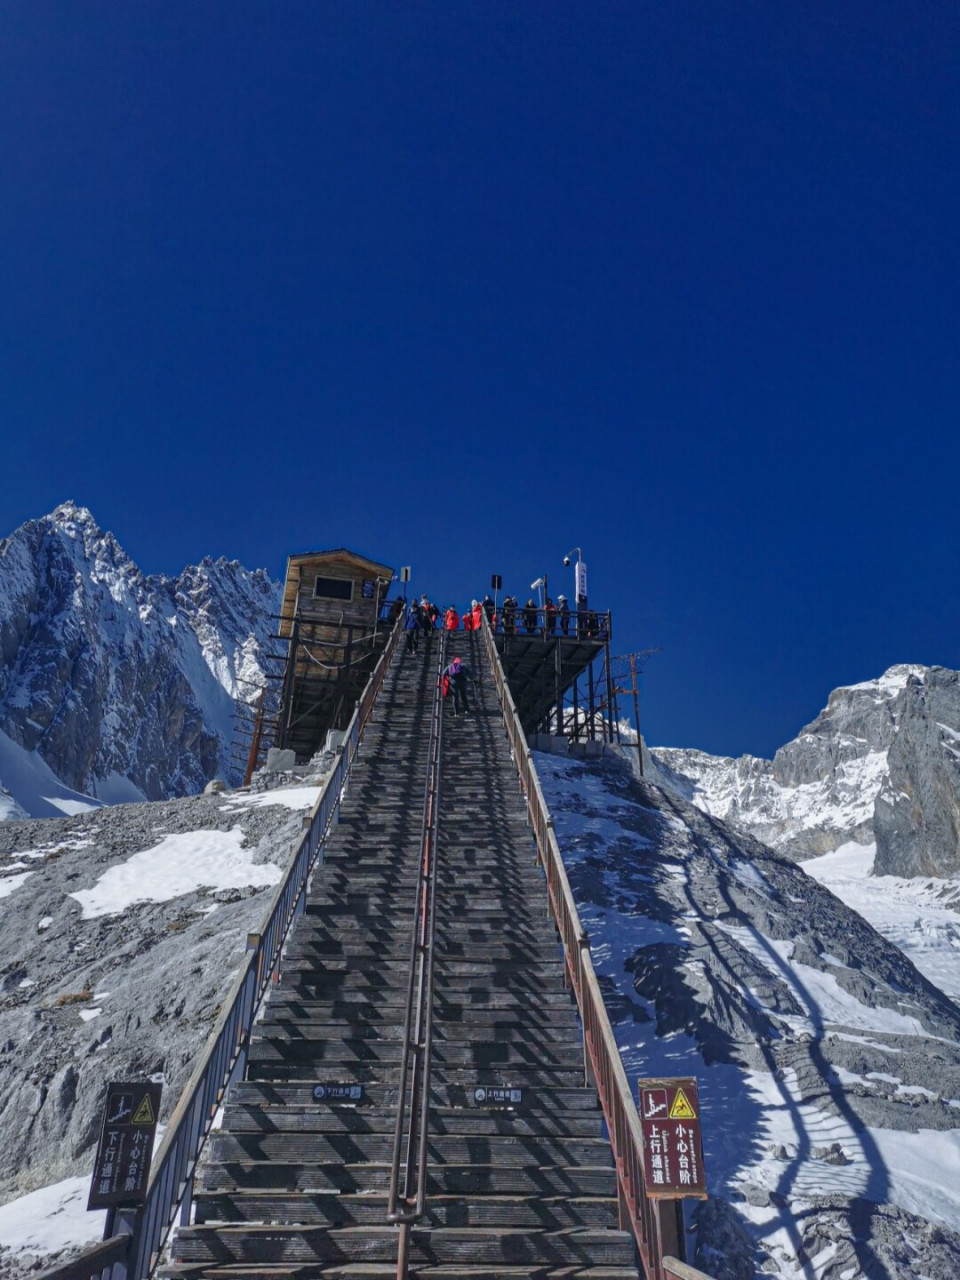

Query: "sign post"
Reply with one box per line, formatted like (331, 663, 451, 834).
(637, 1077, 707, 1199)
(88, 1081, 163, 1213)
(638, 1077, 706, 1274)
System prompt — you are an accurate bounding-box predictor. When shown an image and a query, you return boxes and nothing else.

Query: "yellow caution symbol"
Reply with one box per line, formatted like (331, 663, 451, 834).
(668, 1088, 697, 1120)
(132, 1094, 156, 1126)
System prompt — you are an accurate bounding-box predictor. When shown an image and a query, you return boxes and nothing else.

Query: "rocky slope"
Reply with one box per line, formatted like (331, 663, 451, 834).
(651, 665, 960, 878)
(0, 784, 318, 1210)
(0, 503, 278, 814)
(537, 750, 960, 1280)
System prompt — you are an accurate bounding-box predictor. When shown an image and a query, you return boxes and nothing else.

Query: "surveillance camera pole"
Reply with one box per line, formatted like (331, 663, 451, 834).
(563, 547, 586, 626)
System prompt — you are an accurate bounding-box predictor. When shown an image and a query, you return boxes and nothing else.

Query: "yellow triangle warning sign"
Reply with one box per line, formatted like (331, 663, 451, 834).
(668, 1088, 697, 1120)
(132, 1094, 156, 1126)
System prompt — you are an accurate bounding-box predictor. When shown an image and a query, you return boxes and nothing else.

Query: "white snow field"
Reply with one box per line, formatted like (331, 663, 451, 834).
(0, 728, 103, 821)
(802, 842, 960, 1001)
(0, 1177, 106, 1265)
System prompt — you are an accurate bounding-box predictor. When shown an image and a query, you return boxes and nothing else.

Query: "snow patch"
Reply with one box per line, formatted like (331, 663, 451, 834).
(0, 1176, 106, 1257)
(68, 827, 281, 918)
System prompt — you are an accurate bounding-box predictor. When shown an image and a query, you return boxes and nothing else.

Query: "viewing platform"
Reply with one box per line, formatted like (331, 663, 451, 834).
(491, 606, 613, 738)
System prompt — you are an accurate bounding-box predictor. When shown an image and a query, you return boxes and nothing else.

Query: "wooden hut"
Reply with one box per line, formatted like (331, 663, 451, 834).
(275, 548, 396, 761)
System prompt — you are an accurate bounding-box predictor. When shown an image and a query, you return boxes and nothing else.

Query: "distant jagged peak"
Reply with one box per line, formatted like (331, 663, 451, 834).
(42, 500, 137, 577)
(835, 663, 929, 703)
(49, 499, 99, 529)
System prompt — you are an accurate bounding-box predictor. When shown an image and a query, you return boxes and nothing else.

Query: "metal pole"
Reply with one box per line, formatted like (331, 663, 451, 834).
(555, 639, 563, 735)
(630, 656, 644, 777)
(604, 639, 615, 743)
(588, 659, 596, 742)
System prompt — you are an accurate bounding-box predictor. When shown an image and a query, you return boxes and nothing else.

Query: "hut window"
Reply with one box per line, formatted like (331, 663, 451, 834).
(313, 576, 354, 601)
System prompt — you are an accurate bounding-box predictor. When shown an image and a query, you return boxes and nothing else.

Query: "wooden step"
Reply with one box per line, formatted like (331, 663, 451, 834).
(164, 1266, 638, 1280)
(257, 1007, 580, 1032)
(220, 1106, 605, 1140)
(172, 1225, 636, 1267)
(247, 1041, 584, 1070)
(227, 1084, 600, 1113)
(193, 1192, 619, 1230)
(199, 1162, 619, 1199)
(210, 1133, 613, 1167)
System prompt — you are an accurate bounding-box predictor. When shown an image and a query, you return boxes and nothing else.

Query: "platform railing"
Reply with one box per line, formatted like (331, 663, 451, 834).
(40, 611, 406, 1280)
(470, 605, 612, 640)
(479, 614, 710, 1280)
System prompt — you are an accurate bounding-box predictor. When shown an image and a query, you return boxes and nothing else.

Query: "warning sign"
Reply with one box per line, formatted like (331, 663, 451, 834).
(88, 1081, 162, 1211)
(637, 1077, 707, 1200)
(669, 1088, 696, 1120)
(132, 1094, 156, 1126)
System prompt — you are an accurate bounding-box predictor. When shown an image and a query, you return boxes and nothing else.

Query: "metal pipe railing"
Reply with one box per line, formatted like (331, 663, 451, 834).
(664, 1259, 714, 1280)
(41, 612, 407, 1280)
(387, 634, 446, 1275)
(492, 605, 611, 641)
(477, 613, 708, 1280)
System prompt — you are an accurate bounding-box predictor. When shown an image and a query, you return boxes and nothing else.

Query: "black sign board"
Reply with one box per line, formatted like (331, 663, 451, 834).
(313, 1082, 365, 1103)
(472, 1086, 522, 1107)
(491, 575, 502, 590)
(88, 1081, 162, 1210)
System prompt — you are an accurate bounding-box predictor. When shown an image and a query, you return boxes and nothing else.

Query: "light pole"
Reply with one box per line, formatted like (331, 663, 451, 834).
(562, 547, 587, 618)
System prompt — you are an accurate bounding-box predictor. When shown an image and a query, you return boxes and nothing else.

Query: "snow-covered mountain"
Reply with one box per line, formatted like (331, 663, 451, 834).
(2, 748, 958, 1279)
(650, 664, 960, 878)
(0, 504, 279, 817)
(537, 750, 960, 1280)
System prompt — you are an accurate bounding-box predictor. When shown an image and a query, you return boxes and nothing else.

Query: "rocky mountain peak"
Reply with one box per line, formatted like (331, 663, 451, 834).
(0, 506, 280, 816)
(652, 662, 960, 878)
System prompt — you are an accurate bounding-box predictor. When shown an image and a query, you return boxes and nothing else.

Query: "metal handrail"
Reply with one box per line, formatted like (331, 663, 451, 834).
(664, 1259, 714, 1280)
(387, 635, 446, 1277)
(478, 613, 701, 1280)
(493, 605, 611, 641)
(37, 1234, 131, 1280)
(44, 611, 406, 1280)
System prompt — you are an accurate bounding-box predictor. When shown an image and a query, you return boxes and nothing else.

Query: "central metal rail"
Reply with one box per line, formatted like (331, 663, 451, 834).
(386, 633, 447, 1278)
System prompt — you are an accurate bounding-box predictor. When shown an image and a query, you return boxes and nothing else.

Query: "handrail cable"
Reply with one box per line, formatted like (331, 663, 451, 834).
(386, 631, 447, 1277)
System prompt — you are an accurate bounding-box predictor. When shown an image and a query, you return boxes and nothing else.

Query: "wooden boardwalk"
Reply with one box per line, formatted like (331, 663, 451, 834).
(167, 629, 638, 1280)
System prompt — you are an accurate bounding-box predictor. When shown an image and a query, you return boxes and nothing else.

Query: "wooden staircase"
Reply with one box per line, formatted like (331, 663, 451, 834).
(167, 629, 638, 1279)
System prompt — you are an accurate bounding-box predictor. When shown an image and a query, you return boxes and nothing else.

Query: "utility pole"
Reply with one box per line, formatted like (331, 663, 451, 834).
(611, 648, 661, 776)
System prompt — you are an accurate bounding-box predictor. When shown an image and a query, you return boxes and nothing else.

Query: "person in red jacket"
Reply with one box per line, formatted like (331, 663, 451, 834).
(471, 599, 484, 631)
(461, 608, 473, 631)
(444, 605, 460, 630)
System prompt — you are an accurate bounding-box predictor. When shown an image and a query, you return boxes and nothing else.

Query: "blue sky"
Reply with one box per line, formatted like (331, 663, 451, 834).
(1, 3, 958, 760)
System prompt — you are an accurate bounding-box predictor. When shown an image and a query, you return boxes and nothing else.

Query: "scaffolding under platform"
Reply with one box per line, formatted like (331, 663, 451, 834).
(492, 611, 614, 741)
